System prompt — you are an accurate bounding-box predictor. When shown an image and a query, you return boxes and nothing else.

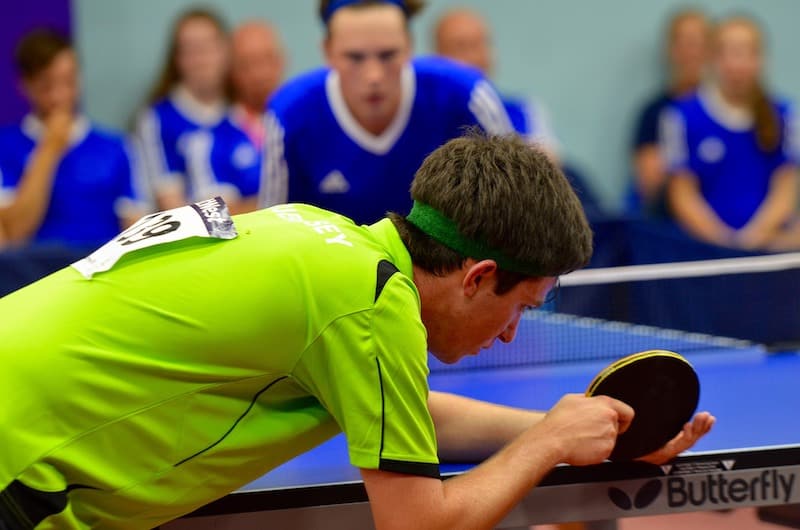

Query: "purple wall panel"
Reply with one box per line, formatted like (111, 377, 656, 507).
(1, 0, 72, 124)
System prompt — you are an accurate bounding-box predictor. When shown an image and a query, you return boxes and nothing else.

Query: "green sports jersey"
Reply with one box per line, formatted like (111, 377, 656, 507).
(0, 202, 438, 529)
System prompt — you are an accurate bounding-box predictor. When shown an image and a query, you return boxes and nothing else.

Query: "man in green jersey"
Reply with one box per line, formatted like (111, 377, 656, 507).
(0, 133, 713, 529)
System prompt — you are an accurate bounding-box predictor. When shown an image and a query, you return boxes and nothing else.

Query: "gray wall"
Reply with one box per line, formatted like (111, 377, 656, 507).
(74, 0, 800, 210)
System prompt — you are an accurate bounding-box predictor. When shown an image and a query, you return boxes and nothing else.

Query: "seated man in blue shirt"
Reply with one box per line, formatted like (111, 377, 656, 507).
(260, 0, 515, 226)
(0, 29, 150, 250)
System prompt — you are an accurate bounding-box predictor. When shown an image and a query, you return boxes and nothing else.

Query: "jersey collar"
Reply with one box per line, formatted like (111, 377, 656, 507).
(698, 83, 754, 131)
(366, 218, 414, 279)
(171, 85, 226, 126)
(21, 113, 91, 147)
(325, 63, 415, 156)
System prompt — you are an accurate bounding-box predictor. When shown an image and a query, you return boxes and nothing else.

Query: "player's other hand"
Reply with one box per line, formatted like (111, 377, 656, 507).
(539, 394, 634, 466)
(42, 108, 73, 152)
(637, 412, 716, 465)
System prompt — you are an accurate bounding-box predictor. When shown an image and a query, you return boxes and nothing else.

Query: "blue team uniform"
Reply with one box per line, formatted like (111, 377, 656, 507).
(182, 116, 261, 203)
(136, 88, 226, 200)
(0, 115, 149, 248)
(503, 95, 559, 155)
(260, 56, 514, 225)
(662, 86, 798, 229)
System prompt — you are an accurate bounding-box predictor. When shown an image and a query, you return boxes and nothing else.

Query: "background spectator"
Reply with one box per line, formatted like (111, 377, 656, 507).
(135, 8, 230, 210)
(663, 15, 798, 250)
(259, 0, 515, 225)
(630, 9, 710, 215)
(177, 20, 287, 214)
(0, 29, 148, 250)
(230, 20, 285, 150)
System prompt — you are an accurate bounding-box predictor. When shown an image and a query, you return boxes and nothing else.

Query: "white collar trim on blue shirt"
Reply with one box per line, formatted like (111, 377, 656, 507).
(325, 62, 415, 155)
(698, 83, 754, 131)
(171, 85, 226, 126)
(21, 113, 91, 146)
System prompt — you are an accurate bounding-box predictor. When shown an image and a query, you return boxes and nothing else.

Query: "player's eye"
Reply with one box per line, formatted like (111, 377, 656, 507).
(345, 52, 366, 63)
(377, 50, 399, 63)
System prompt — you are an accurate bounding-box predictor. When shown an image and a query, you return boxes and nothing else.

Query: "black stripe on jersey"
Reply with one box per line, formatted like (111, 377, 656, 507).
(174, 376, 289, 466)
(378, 459, 441, 479)
(375, 260, 399, 302)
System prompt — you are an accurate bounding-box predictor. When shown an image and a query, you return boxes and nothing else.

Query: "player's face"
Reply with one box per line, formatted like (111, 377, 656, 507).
(668, 16, 709, 85)
(23, 49, 80, 119)
(324, 5, 411, 133)
(176, 17, 229, 96)
(426, 265, 557, 364)
(713, 22, 762, 98)
(231, 26, 284, 110)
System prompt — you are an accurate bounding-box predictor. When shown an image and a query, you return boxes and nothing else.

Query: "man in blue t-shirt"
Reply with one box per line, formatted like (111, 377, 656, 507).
(259, 0, 515, 225)
(0, 30, 149, 249)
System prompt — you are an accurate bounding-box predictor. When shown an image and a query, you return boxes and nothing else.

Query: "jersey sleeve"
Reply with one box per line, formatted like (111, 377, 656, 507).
(520, 99, 561, 156)
(114, 137, 154, 222)
(0, 161, 13, 207)
(259, 110, 290, 207)
(135, 108, 185, 197)
(466, 78, 515, 135)
(659, 105, 691, 176)
(633, 98, 664, 150)
(299, 270, 439, 478)
(781, 102, 800, 165)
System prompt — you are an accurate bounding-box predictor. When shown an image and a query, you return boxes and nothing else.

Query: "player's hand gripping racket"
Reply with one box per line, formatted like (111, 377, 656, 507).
(586, 350, 700, 461)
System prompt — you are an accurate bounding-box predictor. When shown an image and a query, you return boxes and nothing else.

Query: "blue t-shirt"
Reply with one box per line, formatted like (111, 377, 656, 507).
(503, 95, 559, 155)
(661, 86, 797, 229)
(633, 92, 673, 149)
(182, 115, 261, 203)
(0, 116, 148, 247)
(260, 56, 514, 225)
(136, 88, 226, 200)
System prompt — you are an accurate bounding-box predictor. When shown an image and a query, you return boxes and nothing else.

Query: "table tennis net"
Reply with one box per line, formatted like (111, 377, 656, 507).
(429, 251, 800, 373)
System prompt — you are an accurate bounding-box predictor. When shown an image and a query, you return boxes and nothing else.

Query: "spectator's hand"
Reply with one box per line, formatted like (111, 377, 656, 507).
(636, 411, 715, 465)
(539, 394, 634, 466)
(42, 108, 74, 153)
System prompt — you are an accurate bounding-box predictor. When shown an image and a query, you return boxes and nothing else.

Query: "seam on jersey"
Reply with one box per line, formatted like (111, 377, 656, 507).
(24, 374, 286, 481)
(174, 376, 289, 466)
(376, 357, 386, 460)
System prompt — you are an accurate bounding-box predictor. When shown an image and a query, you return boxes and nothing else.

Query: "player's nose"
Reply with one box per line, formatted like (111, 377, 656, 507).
(498, 314, 522, 343)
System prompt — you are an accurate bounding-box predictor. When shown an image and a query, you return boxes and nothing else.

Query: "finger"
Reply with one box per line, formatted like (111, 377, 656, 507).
(603, 397, 635, 428)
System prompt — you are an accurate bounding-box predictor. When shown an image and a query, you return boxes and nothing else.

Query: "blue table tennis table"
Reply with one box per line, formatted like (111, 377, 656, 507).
(164, 313, 800, 529)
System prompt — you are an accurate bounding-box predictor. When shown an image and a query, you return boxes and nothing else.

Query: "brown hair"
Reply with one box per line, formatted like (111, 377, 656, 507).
(666, 9, 709, 45)
(715, 15, 781, 153)
(318, 0, 425, 29)
(146, 8, 229, 104)
(391, 131, 592, 294)
(15, 28, 72, 79)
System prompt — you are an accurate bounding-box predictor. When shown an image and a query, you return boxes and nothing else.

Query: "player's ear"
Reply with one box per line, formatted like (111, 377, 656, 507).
(461, 259, 498, 297)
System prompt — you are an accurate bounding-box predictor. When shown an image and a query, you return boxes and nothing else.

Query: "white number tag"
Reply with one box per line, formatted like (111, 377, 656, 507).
(72, 196, 237, 279)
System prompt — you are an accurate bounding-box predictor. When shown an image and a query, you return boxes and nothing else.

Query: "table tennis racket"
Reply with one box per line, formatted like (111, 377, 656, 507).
(586, 350, 700, 461)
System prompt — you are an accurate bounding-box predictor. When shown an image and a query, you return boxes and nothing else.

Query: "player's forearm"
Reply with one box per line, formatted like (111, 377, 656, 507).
(633, 146, 666, 204)
(364, 423, 563, 530)
(436, 427, 563, 529)
(667, 173, 733, 245)
(0, 141, 64, 242)
(740, 165, 798, 241)
(429, 391, 545, 461)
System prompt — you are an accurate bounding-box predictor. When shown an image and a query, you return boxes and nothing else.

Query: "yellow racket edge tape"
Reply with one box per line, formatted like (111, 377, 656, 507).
(585, 349, 694, 397)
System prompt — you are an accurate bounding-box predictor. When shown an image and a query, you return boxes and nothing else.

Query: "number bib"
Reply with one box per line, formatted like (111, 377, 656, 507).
(73, 196, 238, 279)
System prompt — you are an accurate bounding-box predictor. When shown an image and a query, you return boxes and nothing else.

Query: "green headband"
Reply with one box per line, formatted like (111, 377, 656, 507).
(405, 201, 543, 276)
